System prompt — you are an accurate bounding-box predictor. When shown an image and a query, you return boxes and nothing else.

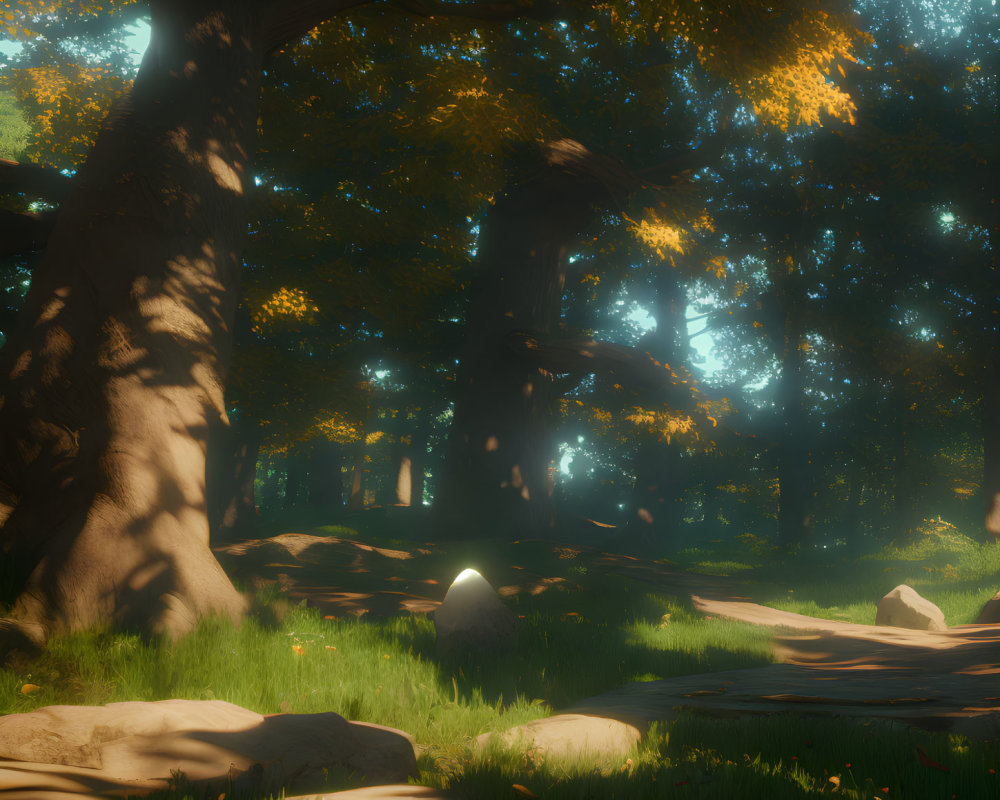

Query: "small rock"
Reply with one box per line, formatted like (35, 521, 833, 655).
(875, 584, 946, 631)
(477, 713, 643, 760)
(433, 568, 515, 656)
(975, 589, 1000, 624)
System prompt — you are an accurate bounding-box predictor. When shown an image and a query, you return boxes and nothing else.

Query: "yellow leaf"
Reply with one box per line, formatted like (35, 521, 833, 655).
(512, 785, 537, 798)
(20, 684, 41, 695)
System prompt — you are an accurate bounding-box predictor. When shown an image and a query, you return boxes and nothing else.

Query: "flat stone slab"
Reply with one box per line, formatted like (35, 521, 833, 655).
(0, 699, 417, 799)
(290, 788, 450, 800)
(476, 713, 643, 760)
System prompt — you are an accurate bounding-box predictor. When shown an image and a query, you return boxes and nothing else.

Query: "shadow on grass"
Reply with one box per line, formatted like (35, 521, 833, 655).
(432, 713, 1000, 800)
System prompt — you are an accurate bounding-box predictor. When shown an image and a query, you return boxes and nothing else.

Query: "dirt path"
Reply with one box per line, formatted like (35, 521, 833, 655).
(213, 532, 743, 619)
(554, 594, 1000, 741)
(216, 533, 1000, 740)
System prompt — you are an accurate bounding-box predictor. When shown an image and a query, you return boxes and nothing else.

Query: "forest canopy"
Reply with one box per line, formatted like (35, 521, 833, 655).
(0, 0, 997, 645)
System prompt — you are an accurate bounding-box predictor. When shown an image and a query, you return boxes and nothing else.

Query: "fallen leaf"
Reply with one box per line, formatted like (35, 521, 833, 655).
(325, 645, 337, 650)
(291, 645, 305, 655)
(19, 684, 40, 695)
(916, 746, 949, 772)
(512, 784, 536, 797)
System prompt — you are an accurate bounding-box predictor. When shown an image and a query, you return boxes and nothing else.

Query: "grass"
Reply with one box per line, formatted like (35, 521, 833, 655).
(676, 520, 1000, 626)
(2, 515, 1000, 798)
(433, 715, 1000, 799)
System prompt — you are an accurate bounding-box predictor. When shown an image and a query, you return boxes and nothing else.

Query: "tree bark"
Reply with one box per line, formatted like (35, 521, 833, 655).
(391, 423, 429, 507)
(626, 268, 691, 548)
(775, 278, 813, 549)
(283, 444, 308, 510)
(307, 438, 343, 514)
(0, 208, 59, 258)
(435, 140, 638, 536)
(207, 414, 261, 541)
(0, 2, 272, 645)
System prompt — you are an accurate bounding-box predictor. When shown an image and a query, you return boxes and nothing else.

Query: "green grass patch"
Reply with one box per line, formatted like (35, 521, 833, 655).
(3, 514, 1000, 799)
(429, 714, 1000, 800)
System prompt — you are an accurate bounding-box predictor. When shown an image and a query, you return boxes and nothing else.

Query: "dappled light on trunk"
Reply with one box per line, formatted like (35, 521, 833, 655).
(0, 2, 272, 648)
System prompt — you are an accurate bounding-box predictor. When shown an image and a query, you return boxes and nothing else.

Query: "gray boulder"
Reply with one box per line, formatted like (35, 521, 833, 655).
(0, 699, 417, 798)
(433, 568, 516, 656)
(875, 584, 946, 631)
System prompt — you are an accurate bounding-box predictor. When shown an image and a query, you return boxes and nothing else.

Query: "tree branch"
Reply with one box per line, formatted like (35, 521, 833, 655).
(0, 208, 58, 258)
(0, 159, 71, 204)
(504, 330, 698, 406)
(636, 126, 740, 186)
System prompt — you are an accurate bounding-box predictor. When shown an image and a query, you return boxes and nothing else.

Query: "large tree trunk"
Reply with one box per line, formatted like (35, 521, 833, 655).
(0, 2, 270, 647)
(435, 140, 636, 537)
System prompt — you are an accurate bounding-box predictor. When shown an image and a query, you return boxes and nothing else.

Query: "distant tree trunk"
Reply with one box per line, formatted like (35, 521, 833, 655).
(283, 445, 308, 510)
(207, 415, 261, 542)
(408, 427, 427, 508)
(983, 344, 1000, 542)
(348, 441, 365, 511)
(627, 268, 690, 547)
(775, 278, 812, 548)
(392, 416, 429, 507)
(890, 376, 918, 541)
(844, 462, 864, 552)
(0, 2, 269, 645)
(307, 439, 343, 515)
(260, 456, 282, 512)
(630, 446, 685, 546)
(436, 140, 636, 537)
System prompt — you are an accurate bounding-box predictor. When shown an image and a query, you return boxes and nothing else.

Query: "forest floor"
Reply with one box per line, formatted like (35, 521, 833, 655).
(214, 512, 1000, 742)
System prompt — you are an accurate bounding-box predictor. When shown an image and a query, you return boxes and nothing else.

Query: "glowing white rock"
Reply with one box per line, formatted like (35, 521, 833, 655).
(433, 568, 516, 656)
